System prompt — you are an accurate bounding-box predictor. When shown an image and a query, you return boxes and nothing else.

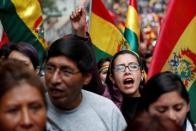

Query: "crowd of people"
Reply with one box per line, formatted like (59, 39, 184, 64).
(0, 3, 195, 131)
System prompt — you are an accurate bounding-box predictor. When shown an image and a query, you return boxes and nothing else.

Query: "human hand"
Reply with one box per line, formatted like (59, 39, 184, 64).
(70, 7, 87, 37)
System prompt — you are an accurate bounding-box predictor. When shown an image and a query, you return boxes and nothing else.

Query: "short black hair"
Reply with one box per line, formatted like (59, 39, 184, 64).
(46, 34, 94, 74)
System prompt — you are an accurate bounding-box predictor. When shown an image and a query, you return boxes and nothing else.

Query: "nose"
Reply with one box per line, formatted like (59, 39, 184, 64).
(166, 110, 177, 122)
(20, 108, 33, 129)
(51, 69, 62, 84)
(125, 66, 131, 73)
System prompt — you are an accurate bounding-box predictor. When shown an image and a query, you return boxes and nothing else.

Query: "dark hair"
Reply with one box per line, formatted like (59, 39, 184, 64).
(140, 71, 189, 110)
(125, 112, 183, 131)
(0, 59, 46, 105)
(6, 42, 39, 70)
(46, 34, 104, 95)
(97, 57, 112, 72)
(46, 35, 94, 74)
(109, 50, 144, 75)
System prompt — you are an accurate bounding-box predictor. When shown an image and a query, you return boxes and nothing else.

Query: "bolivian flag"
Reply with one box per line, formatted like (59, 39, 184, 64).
(148, 0, 196, 123)
(124, 0, 140, 52)
(90, 0, 127, 61)
(0, 0, 48, 63)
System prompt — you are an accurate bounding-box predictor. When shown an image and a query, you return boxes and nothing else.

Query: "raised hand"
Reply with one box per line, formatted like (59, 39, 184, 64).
(70, 7, 87, 37)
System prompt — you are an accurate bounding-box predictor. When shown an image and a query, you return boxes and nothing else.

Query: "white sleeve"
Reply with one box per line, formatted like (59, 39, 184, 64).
(112, 106, 127, 131)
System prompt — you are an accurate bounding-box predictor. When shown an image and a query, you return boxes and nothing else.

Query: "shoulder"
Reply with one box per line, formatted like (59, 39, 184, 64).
(82, 90, 123, 116)
(186, 119, 196, 131)
(82, 90, 127, 128)
(82, 90, 117, 107)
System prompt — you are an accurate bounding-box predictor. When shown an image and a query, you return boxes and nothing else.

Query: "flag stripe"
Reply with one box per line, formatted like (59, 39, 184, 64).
(189, 81, 196, 122)
(11, 0, 47, 48)
(90, 0, 126, 61)
(93, 45, 112, 62)
(91, 0, 115, 25)
(124, 27, 139, 52)
(124, 0, 140, 53)
(129, 0, 138, 12)
(125, 6, 140, 37)
(90, 12, 125, 56)
(149, 0, 196, 76)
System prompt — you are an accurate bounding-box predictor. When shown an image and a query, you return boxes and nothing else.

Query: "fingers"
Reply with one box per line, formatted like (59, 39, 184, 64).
(70, 7, 83, 21)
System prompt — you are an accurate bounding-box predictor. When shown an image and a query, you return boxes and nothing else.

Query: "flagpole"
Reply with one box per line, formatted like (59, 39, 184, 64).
(88, 0, 92, 32)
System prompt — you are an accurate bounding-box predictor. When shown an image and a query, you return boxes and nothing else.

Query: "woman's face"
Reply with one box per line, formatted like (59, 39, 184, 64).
(99, 61, 110, 84)
(0, 83, 47, 131)
(8, 51, 34, 71)
(111, 53, 143, 97)
(148, 91, 189, 126)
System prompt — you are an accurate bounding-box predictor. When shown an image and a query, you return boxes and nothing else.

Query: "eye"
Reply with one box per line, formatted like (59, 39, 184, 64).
(29, 103, 44, 113)
(6, 106, 20, 115)
(174, 104, 183, 112)
(23, 62, 30, 66)
(60, 68, 73, 76)
(129, 63, 139, 70)
(102, 70, 108, 74)
(45, 65, 55, 72)
(156, 107, 167, 113)
(114, 65, 125, 72)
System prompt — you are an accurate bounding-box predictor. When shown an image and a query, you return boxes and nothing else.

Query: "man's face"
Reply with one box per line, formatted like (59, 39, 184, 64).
(45, 56, 90, 110)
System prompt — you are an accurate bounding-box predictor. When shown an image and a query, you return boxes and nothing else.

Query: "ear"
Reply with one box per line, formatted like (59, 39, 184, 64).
(141, 70, 145, 82)
(83, 73, 92, 85)
(109, 74, 115, 84)
(187, 103, 190, 113)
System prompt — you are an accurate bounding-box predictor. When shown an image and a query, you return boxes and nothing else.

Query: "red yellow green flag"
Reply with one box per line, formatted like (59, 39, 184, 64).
(90, 0, 127, 61)
(0, 0, 48, 63)
(124, 0, 140, 52)
(148, 0, 196, 122)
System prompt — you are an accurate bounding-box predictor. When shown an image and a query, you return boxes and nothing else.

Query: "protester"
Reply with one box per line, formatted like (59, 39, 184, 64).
(140, 71, 196, 131)
(105, 50, 145, 121)
(44, 35, 127, 131)
(0, 59, 47, 131)
(97, 57, 112, 98)
(97, 57, 112, 85)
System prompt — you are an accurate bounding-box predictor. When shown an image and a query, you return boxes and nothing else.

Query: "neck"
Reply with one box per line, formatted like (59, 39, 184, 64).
(55, 92, 82, 110)
(129, 90, 141, 98)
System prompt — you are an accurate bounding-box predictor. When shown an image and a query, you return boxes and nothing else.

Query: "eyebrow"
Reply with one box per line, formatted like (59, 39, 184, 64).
(115, 62, 139, 66)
